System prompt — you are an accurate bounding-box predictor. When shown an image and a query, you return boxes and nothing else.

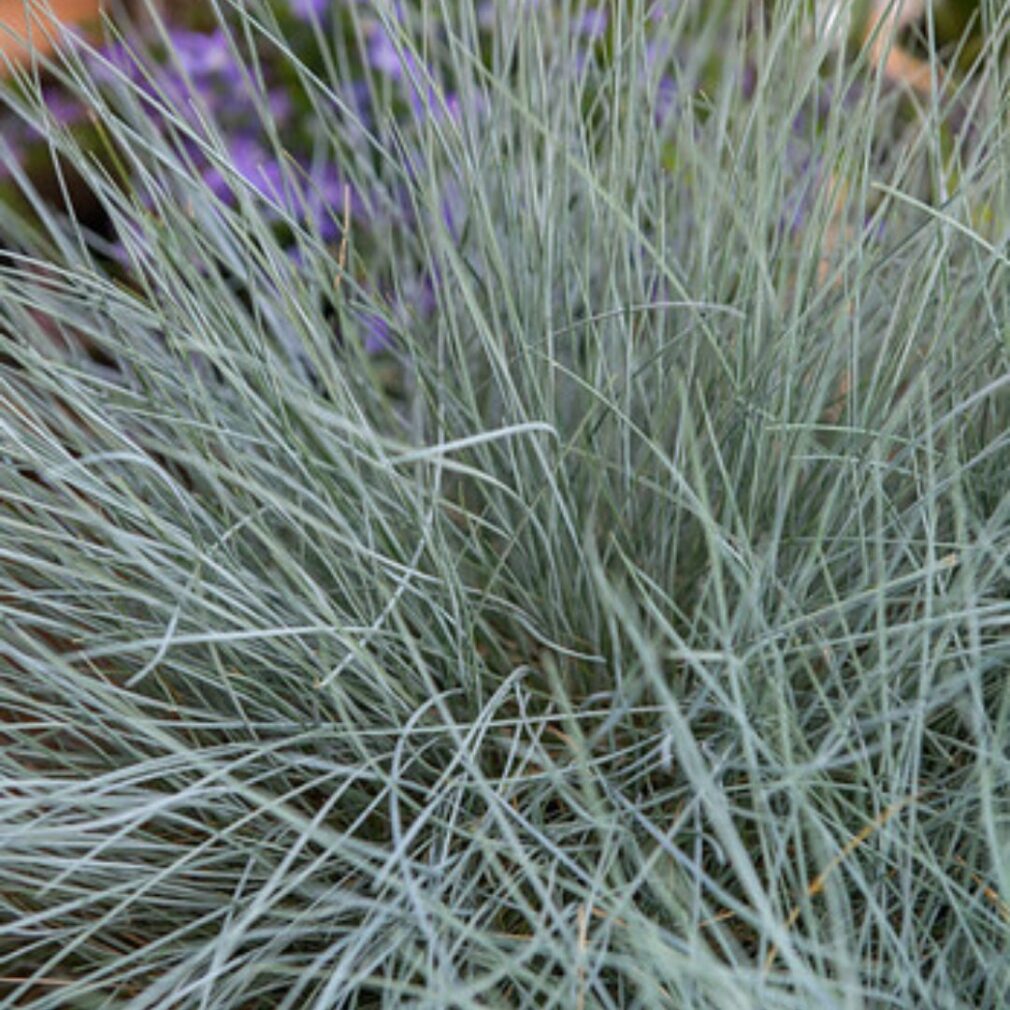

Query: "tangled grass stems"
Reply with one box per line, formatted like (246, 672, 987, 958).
(1, 0, 1009, 1007)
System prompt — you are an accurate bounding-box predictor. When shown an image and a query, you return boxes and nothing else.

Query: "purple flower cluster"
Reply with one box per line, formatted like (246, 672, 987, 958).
(75, 2, 463, 352)
(0, 85, 86, 181)
(289, 0, 330, 21)
(85, 26, 348, 231)
(0, 1, 764, 354)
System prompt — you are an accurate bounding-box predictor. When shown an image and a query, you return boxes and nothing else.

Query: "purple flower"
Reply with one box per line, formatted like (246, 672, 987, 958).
(302, 164, 363, 240)
(336, 79, 373, 134)
(413, 273, 437, 318)
(289, 0, 329, 20)
(576, 7, 608, 39)
(0, 89, 86, 169)
(654, 75, 678, 127)
(41, 88, 84, 126)
(168, 28, 234, 80)
(648, 0, 680, 19)
(780, 147, 820, 237)
(645, 35, 676, 70)
(0, 131, 26, 180)
(90, 31, 241, 125)
(86, 40, 148, 87)
(477, 2, 496, 28)
(438, 177, 466, 242)
(357, 270, 439, 355)
(361, 310, 392, 353)
(203, 136, 285, 205)
(443, 92, 462, 121)
(366, 21, 442, 121)
(367, 23, 407, 80)
(267, 88, 293, 125)
(863, 212, 887, 244)
(741, 62, 758, 101)
(232, 137, 284, 194)
(202, 143, 363, 241)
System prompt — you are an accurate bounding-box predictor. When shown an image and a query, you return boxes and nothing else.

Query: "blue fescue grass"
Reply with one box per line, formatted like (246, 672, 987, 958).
(1, 1, 1009, 1007)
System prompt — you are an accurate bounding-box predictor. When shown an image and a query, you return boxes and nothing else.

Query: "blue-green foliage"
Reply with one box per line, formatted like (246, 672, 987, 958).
(0, 2, 1009, 1008)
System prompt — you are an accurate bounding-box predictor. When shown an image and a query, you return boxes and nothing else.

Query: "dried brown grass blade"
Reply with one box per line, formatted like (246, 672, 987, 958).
(763, 792, 920, 974)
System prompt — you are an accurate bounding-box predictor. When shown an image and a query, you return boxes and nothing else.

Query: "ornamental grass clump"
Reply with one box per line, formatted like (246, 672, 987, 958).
(1, 1, 1009, 1007)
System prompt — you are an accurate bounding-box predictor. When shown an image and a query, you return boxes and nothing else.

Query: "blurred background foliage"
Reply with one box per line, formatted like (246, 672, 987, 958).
(0, 0, 1002, 228)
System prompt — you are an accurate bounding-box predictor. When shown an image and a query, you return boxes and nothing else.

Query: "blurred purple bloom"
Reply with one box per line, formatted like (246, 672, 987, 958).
(815, 79, 863, 122)
(654, 75, 678, 127)
(168, 28, 233, 79)
(648, 0, 680, 19)
(741, 62, 758, 101)
(781, 147, 820, 237)
(202, 141, 363, 241)
(359, 270, 439, 354)
(361, 310, 393, 353)
(0, 89, 87, 168)
(443, 92, 462, 121)
(477, 2, 496, 28)
(231, 137, 284, 194)
(367, 23, 407, 80)
(90, 34, 234, 123)
(413, 273, 437, 318)
(302, 164, 363, 240)
(438, 178, 466, 242)
(863, 212, 887, 244)
(106, 216, 151, 269)
(576, 7, 608, 39)
(645, 36, 676, 70)
(267, 88, 293, 125)
(203, 136, 285, 204)
(88, 40, 148, 86)
(41, 88, 84, 126)
(336, 79, 374, 135)
(290, 0, 329, 20)
(367, 21, 442, 121)
(0, 131, 26, 180)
